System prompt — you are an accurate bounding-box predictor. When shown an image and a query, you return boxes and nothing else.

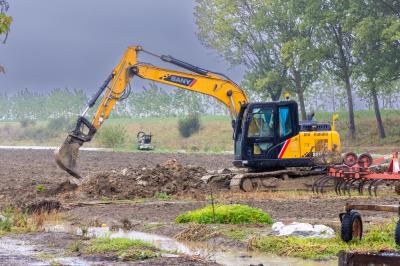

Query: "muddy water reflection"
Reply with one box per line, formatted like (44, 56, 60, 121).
(0, 236, 92, 266)
(45, 224, 337, 266)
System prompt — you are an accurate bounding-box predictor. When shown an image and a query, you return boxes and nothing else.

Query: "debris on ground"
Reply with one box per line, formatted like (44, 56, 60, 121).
(271, 222, 335, 238)
(174, 224, 219, 241)
(24, 199, 62, 213)
(79, 159, 208, 199)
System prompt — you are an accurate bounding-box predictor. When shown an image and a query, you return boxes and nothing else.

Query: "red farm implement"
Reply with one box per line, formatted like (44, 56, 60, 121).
(313, 151, 400, 196)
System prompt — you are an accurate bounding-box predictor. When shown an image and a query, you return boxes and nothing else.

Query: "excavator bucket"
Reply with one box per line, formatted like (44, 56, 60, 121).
(55, 135, 83, 180)
(55, 116, 97, 181)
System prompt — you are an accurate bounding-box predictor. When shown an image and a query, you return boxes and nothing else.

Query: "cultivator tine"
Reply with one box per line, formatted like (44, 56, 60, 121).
(358, 179, 365, 195)
(342, 179, 350, 195)
(339, 179, 349, 196)
(367, 180, 379, 196)
(337, 179, 346, 196)
(372, 179, 385, 196)
(319, 176, 334, 194)
(345, 179, 357, 196)
(312, 176, 326, 194)
(313, 176, 334, 194)
(334, 179, 342, 195)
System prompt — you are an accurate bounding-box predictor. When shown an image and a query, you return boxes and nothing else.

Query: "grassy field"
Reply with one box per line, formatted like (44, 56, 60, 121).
(0, 109, 399, 153)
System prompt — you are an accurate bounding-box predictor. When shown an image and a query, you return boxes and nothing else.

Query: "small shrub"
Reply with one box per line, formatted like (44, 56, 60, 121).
(178, 114, 201, 138)
(19, 119, 37, 128)
(19, 117, 70, 141)
(0, 207, 35, 233)
(96, 125, 128, 148)
(47, 117, 69, 132)
(70, 240, 83, 252)
(0, 207, 13, 232)
(36, 184, 46, 192)
(153, 192, 172, 200)
(176, 204, 273, 224)
(85, 237, 152, 253)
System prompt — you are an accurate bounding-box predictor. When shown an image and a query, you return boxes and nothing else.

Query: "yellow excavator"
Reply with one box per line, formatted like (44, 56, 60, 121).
(55, 46, 341, 191)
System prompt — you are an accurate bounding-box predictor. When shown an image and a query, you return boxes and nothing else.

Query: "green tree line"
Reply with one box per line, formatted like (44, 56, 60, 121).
(0, 84, 228, 121)
(195, 0, 400, 139)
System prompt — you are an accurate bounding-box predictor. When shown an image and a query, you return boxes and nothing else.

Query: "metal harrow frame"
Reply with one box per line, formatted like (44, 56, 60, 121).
(313, 151, 400, 196)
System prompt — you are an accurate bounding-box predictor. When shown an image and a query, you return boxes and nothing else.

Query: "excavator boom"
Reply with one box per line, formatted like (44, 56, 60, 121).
(55, 46, 248, 181)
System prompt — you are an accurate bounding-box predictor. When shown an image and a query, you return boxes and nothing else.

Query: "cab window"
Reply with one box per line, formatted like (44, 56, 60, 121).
(279, 106, 293, 138)
(247, 107, 274, 138)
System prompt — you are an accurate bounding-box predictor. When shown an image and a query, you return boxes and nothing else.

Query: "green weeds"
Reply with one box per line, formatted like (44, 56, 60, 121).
(176, 204, 273, 224)
(251, 222, 397, 260)
(36, 184, 46, 192)
(220, 227, 257, 241)
(85, 237, 152, 253)
(0, 207, 60, 235)
(82, 237, 160, 261)
(153, 192, 172, 200)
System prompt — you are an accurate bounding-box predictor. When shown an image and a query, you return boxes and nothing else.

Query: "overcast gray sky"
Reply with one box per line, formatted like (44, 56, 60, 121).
(0, 0, 244, 94)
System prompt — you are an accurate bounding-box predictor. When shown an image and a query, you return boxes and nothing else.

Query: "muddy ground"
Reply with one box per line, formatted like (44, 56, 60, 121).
(1, 149, 398, 222)
(0, 149, 231, 206)
(1, 148, 400, 265)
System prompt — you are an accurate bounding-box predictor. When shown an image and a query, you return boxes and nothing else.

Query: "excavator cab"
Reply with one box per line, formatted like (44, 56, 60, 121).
(234, 101, 318, 170)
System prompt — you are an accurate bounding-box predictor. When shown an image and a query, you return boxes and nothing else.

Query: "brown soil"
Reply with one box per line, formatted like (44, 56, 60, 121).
(0, 149, 231, 207)
(2, 148, 400, 264)
(79, 159, 208, 200)
(2, 148, 400, 224)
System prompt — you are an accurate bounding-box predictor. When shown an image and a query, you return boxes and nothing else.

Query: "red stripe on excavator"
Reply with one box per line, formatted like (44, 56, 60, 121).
(189, 79, 197, 87)
(278, 139, 291, 159)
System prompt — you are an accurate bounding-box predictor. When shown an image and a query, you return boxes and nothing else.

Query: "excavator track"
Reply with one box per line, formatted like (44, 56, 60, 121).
(202, 168, 326, 192)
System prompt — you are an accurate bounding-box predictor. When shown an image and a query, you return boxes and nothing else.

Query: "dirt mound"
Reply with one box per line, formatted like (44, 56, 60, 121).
(80, 159, 208, 199)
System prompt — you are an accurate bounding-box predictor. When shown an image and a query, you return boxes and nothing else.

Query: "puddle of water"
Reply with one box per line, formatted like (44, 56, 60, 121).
(0, 236, 92, 266)
(45, 224, 337, 266)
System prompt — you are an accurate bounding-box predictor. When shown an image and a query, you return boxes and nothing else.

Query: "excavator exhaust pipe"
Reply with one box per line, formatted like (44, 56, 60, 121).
(55, 116, 97, 182)
(55, 135, 83, 180)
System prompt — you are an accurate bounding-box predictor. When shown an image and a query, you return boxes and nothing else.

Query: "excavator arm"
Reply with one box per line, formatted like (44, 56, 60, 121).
(55, 46, 248, 181)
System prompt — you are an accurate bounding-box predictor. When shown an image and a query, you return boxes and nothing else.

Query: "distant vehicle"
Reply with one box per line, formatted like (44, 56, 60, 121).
(137, 131, 153, 151)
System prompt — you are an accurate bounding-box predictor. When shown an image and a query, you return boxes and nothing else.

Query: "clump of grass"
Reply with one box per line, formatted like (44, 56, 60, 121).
(83, 237, 159, 261)
(0, 207, 52, 234)
(251, 222, 397, 260)
(85, 237, 152, 253)
(176, 204, 273, 224)
(118, 249, 159, 261)
(96, 125, 128, 148)
(0, 210, 12, 232)
(36, 184, 46, 192)
(153, 192, 172, 200)
(220, 227, 257, 241)
(70, 240, 83, 252)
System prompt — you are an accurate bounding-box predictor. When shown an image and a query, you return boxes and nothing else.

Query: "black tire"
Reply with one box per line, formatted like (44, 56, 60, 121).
(395, 219, 400, 246)
(341, 211, 363, 243)
(343, 152, 358, 167)
(358, 153, 373, 167)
